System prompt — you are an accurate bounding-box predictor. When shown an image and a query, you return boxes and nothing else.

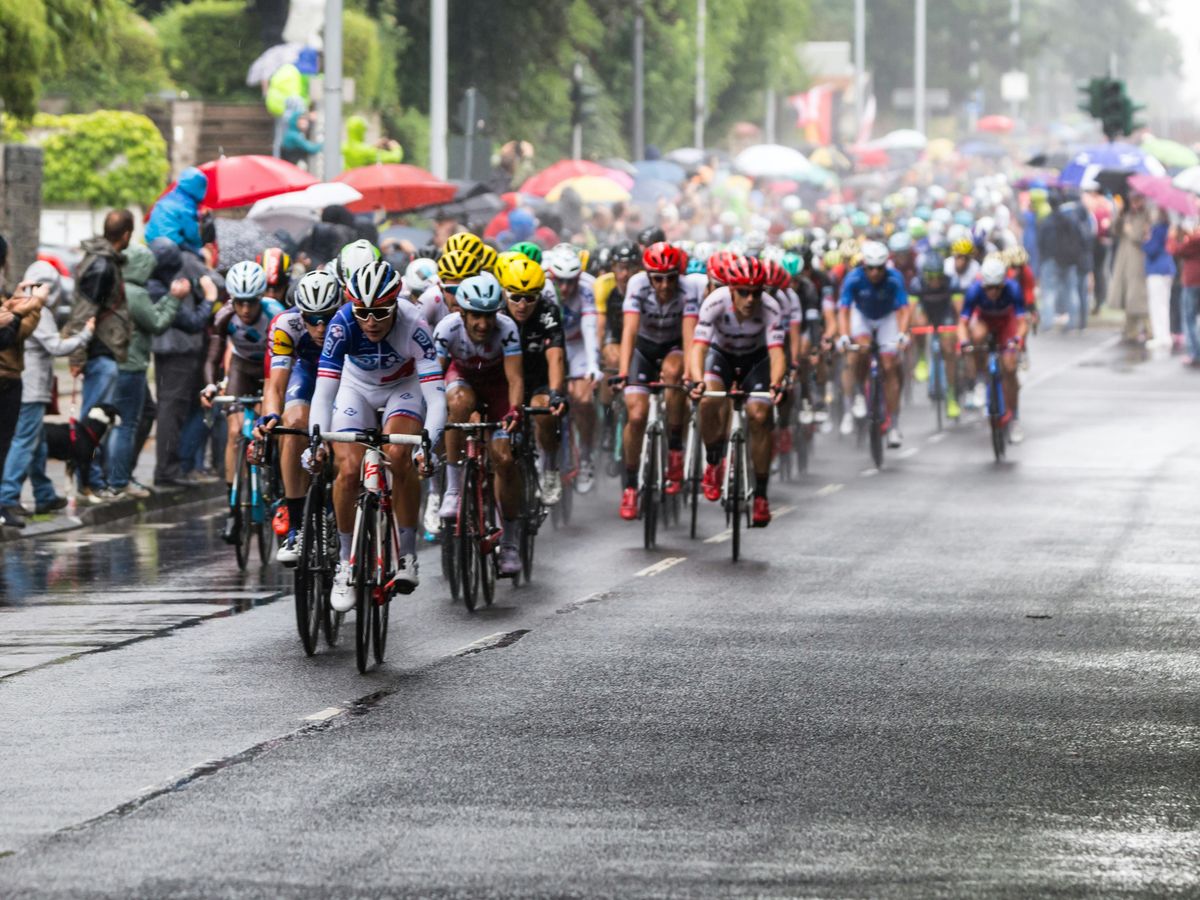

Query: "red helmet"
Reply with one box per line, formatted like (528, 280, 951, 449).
(762, 260, 790, 291)
(724, 256, 766, 289)
(642, 241, 684, 274)
(706, 250, 740, 286)
(257, 247, 291, 289)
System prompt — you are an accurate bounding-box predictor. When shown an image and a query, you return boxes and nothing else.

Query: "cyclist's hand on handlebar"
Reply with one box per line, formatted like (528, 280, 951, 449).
(686, 379, 706, 401)
(608, 373, 627, 390)
(548, 390, 568, 416)
(835, 335, 851, 352)
(413, 450, 436, 478)
(896, 332, 911, 350)
(301, 445, 326, 474)
(199, 383, 217, 409)
(253, 413, 280, 440)
(770, 382, 787, 406)
(502, 407, 523, 434)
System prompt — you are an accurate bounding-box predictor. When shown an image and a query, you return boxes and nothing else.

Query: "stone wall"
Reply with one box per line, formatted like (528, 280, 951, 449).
(0, 145, 44, 282)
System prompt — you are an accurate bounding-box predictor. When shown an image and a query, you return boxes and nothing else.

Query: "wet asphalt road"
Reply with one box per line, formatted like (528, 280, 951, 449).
(1, 327, 1198, 898)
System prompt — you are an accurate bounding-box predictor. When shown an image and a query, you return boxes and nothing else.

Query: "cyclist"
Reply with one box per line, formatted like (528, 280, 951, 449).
(687, 255, 786, 527)
(945, 236, 980, 293)
(836, 241, 910, 448)
(615, 242, 700, 520)
(959, 255, 1028, 443)
(595, 241, 640, 386)
(258, 247, 293, 305)
(433, 272, 525, 577)
(401, 257, 442, 317)
(909, 252, 961, 420)
(499, 256, 568, 505)
(336, 239, 381, 287)
(544, 243, 601, 493)
(201, 261, 286, 542)
(308, 260, 446, 612)
(426, 247, 482, 320)
(255, 269, 342, 563)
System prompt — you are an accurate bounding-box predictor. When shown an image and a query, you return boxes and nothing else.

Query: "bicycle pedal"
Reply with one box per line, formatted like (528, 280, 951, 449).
(385, 577, 416, 596)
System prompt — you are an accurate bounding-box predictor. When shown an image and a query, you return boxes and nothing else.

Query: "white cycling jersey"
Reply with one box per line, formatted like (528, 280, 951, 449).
(693, 287, 785, 356)
(622, 271, 703, 345)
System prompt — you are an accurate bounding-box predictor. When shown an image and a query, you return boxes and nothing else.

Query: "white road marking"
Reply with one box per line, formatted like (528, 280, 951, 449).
(773, 504, 796, 519)
(928, 432, 948, 444)
(1023, 334, 1121, 389)
(454, 632, 514, 655)
(704, 529, 732, 544)
(815, 483, 844, 497)
(304, 707, 344, 723)
(860, 467, 879, 477)
(635, 557, 687, 577)
(896, 447, 919, 459)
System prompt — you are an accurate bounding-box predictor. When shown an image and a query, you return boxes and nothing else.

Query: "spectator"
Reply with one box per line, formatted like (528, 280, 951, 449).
(266, 48, 319, 158)
(0, 280, 46, 519)
(1143, 207, 1176, 350)
(64, 209, 135, 503)
(148, 239, 217, 487)
(1168, 220, 1200, 366)
(280, 108, 322, 169)
(108, 246, 184, 499)
(0, 233, 8, 296)
(1072, 198, 1097, 330)
(1037, 195, 1086, 331)
(341, 115, 403, 170)
(496, 207, 536, 247)
(0, 265, 93, 527)
(145, 167, 208, 255)
(297, 205, 356, 269)
(1109, 192, 1152, 344)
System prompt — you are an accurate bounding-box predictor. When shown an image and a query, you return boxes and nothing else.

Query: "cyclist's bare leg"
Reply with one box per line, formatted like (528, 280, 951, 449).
(939, 331, 959, 393)
(623, 390, 648, 471)
(530, 393, 560, 458)
(699, 376, 727, 449)
(384, 414, 422, 532)
(224, 411, 241, 486)
(747, 400, 773, 478)
(490, 434, 519, 520)
(444, 384, 476, 465)
(911, 306, 929, 360)
(599, 344, 620, 406)
(882, 353, 901, 416)
(332, 441, 366, 557)
(1001, 350, 1020, 415)
(279, 404, 310, 500)
(661, 351, 687, 438)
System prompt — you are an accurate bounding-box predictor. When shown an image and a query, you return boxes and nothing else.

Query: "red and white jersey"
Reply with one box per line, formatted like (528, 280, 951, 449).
(693, 287, 785, 355)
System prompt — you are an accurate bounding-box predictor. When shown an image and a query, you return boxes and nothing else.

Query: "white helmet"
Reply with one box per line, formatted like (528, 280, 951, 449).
(544, 244, 583, 279)
(861, 241, 889, 268)
(345, 260, 402, 307)
(403, 257, 440, 295)
(981, 255, 1008, 287)
(294, 269, 342, 316)
(718, 210, 739, 228)
(337, 239, 380, 285)
(226, 261, 267, 300)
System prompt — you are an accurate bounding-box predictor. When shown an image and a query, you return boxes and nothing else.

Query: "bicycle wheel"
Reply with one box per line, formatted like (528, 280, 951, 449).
(458, 465, 480, 612)
(353, 496, 377, 674)
(730, 435, 744, 563)
(372, 506, 392, 665)
(321, 508, 343, 647)
(481, 479, 497, 606)
(235, 443, 253, 570)
(869, 368, 884, 469)
(294, 477, 325, 656)
(255, 486, 272, 566)
(687, 440, 702, 540)
(441, 517, 460, 602)
(642, 429, 659, 550)
(990, 376, 1006, 462)
(796, 422, 810, 474)
(519, 457, 539, 583)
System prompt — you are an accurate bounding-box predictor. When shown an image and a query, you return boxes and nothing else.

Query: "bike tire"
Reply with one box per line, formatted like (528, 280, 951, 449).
(235, 445, 252, 570)
(294, 479, 324, 656)
(642, 432, 659, 550)
(519, 458, 538, 583)
(931, 346, 945, 432)
(687, 444, 702, 540)
(481, 486, 497, 606)
(442, 519, 460, 602)
(321, 510, 342, 647)
(559, 473, 573, 526)
(372, 506, 391, 665)
(796, 423, 810, 474)
(458, 466, 480, 612)
(731, 436, 743, 563)
(354, 495, 377, 674)
(255, 499, 271, 566)
(990, 377, 1007, 462)
(869, 370, 884, 469)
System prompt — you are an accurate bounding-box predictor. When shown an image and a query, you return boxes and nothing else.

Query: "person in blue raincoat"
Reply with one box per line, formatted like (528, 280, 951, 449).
(145, 167, 209, 255)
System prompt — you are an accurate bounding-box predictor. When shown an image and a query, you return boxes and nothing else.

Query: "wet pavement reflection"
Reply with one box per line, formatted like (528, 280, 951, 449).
(0, 499, 290, 678)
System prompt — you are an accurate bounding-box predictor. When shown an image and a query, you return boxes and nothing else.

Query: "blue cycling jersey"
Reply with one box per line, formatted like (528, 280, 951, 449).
(961, 279, 1025, 319)
(838, 266, 908, 320)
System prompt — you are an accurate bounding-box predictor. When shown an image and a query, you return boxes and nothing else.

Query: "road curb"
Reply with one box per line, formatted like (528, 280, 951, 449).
(0, 481, 226, 543)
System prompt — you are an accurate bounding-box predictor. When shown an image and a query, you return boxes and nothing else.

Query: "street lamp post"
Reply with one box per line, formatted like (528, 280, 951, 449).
(633, 0, 645, 160)
(429, 0, 448, 179)
(854, 0, 865, 133)
(322, 0, 343, 178)
(914, 0, 926, 134)
(695, 0, 706, 149)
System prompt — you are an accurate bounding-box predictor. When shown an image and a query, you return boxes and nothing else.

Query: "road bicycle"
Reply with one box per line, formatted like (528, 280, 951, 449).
(315, 427, 430, 673)
(442, 420, 505, 612)
(682, 402, 705, 539)
(214, 394, 272, 570)
(514, 405, 554, 583)
(846, 329, 887, 469)
(911, 324, 960, 431)
(599, 368, 626, 478)
(703, 388, 774, 563)
(633, 381, 685, 550)
(964, 334, 1013, 462)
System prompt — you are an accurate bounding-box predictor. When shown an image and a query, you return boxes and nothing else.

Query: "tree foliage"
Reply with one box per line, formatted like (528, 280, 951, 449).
(46, 5, 171, 110)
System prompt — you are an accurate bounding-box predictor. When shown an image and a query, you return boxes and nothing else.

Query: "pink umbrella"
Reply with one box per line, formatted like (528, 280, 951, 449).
(976, 114, 1015, 134)
(1128, 174, 1199, 216)
(519, 160, 633, 196)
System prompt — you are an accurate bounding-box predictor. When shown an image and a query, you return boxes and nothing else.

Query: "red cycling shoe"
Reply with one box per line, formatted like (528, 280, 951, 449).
(752, 496, 772, 527)
(664, 450, 684, 495)
(619, 487, 639, 521)
(702, 461, 724, 502)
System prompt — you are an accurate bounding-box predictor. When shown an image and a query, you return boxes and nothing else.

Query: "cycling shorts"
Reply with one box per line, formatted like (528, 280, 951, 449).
(703, 347, 772, 399)
(227, 355, 265, 399)
(446, 362, 514, 425)
(974, 312, 1021, 348)
(849, 308, 901, 354)
(626, 337, 682, 394)
(919, 299, 956, 328)
(330, 375, 424, 432)
(284, 359, 317, 409)
(565, 337, 590, 379)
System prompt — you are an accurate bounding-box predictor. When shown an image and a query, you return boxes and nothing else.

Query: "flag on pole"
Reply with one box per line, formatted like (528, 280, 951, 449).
(788, 86, 835, 146)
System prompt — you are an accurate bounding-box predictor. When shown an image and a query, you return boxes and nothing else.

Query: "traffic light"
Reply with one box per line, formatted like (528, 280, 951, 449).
(1121, 94, 1146, 137)
(1079, 76, 1144, 141)
(1077, 77, 1105, 118)
(570, 64, 599, 127)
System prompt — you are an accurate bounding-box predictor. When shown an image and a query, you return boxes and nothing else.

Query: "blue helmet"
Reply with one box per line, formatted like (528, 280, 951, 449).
(686, 256, 707, 275)
(455, 272, 504, 313)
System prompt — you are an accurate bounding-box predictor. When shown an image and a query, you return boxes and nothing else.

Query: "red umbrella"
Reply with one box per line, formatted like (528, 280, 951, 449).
(519, 160, 633, 197)
(1128, 174, 1198, 216)
(197, 155, 318, 209)
(976, 115, 1015, 134)
(335, 164, 457, 212)
(852, 146, 889, 168)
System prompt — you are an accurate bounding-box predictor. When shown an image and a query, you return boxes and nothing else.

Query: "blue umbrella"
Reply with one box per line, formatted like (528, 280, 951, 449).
(956, 139, 1009, 159)
(633, 159, 687, 184)
(1058, 143, 1165, 187)
(631, 177, 680, 206)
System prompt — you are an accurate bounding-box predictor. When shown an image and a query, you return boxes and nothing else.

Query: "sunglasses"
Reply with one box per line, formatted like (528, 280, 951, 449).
(865, 264, 885, 272)
(232, 297, 260, 306)
(303, 313, 334, 327)
(732, 286, 763, 297)
(443, 284, 460, 295)
(352, 304, 397, 321)
(649, 273, 678, 284)
(508, 293, 540, 304)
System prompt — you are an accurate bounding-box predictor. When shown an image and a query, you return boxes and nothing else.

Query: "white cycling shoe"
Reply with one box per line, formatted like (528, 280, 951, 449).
(851, 394, 867, 419)
(391, 554, 419, 594)
(331, 560, 355, 612)
(276, 529, 301, 566)
(839, 412, 855, 436)
(887, 426, 904, 449)
(438, 489, 460, 520)
(423, 492, 442, 534)
(575, 460, 595, 494)
(541, 469, 562, 506)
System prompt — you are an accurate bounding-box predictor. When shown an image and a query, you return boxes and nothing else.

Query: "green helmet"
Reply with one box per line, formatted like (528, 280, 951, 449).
(508, 241, 542, 264)
(781, 252, 803, 278)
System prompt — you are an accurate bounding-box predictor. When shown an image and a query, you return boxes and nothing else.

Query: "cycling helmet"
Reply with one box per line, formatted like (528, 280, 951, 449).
(760, 245, 786, 265)
(781, 252, 802, 278)
(691, 241, 715, 263)
(443, 231, 485, 260)
(437, 247, 482, 282)
(497, 255, 547, 294)
(980, 256, 1007, 287)
(724, 255, 766, 289)
(914, 205, 934, 222)
(638, 226, 666, 247)
(931, 207, 953, 225)
(763, 260, 790, 291)
(850, 211, 870, 229)
(226, 261, 267, 300)
(706, 250, 738, 286)
(743, 231, 768, 256)
(345, 259, 402, 307)
(455, 272, 505, 313)
(544, 243, 584, 279)
(686, 256, 707, 275)
(792, 209, 813, 228)
(403, 257, 440, 295)
(823, 249, 842, 270)
(861, 241, 889, 268)
(951, 237, 976, 258)
(593, 245, 613, 273)
(888, 232, 913, 254)
(642, 242, 685, 274)
(257, 247, 291, 289)
(921, 253, 947, 277)
(478, 243, 498, 275)
(337, 239, 381, 285)
(907, 217, 928, 239)
(953, 210, 974, 227)
(1004, 246, 1030, 268)
(611, 241, 640, 265)
(294, 269, 342, 316)
(508, 241, 543, 264)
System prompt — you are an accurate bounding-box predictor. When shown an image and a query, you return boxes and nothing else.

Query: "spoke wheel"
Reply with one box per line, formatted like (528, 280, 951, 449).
(642, 431, 659, 550)
(458, 466, 480, 612)
(441, 518, 460, 603)
(687, 441, 702, 540)
(869, 369, 884, 469)
(730, 437, 743, 563)
(372, 507, 392, 665)
(294, 480, 325, 656)
(234, 446, 253, 570)
(354, 496, 377, 674)
(990, 376, 1007, 462)
(321, 509, 342, 647)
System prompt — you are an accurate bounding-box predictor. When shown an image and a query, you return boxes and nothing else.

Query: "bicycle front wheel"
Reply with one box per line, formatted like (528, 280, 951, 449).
(458, 466, 480, 612)
(354, 495, 378, 674)
(235, 443, 253, 570)
(642, 430, 659, 550)
(869, 370, 885, 469)
(294, 478, 325, 656)
(372, 507, 392, 665)
(730, 436, 744, 563)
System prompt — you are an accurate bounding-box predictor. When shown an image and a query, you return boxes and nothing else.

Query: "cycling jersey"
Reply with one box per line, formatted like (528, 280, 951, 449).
(269, 308, 323, 371)
(515, 299, 565, 396)
(908, 276, 957, 326)
(205, 299, 285, 388)
(622, 271, 702, 344)
(413, 284, 450, 328)
(693, 287, 785, 355)
(962, 279, 1026, 320)
(553, 272, 600, 378)
(944, 258, 980, 293)
(433, 311, 522, 374)
(838, 266, 908, 320)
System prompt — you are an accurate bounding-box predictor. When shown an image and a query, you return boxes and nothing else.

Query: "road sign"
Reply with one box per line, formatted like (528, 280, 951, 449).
(891, 88, 949, 111)
(1001, 71, 1029, 103)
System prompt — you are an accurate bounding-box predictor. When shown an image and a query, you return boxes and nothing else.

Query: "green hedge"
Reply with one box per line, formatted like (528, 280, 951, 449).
(33, 111, 170, 209)
(47, 6, 172, 110)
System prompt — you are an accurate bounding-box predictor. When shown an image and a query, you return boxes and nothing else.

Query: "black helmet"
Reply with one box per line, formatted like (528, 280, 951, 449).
(611, 241, 640, 264)
(637, 226, 666, 247)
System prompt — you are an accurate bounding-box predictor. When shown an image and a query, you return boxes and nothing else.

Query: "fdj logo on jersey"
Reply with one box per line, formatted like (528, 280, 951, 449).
(412, 327, 436, 361)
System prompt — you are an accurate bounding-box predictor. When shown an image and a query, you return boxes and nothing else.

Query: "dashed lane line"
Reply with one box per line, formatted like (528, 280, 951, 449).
(304, 707, 345, 723)
(815, 483, 844, 497)
(635, 557, 687, 577)
(704, 529, 732, 544)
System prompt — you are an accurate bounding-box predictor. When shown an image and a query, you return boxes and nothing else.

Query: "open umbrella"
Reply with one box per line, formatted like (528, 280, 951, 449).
(1141, 137, 1200, 171)
(1129, 174, 1199, 215)
(520, 160, 633, 196)
(734, 144, 814, 179)
(545, 175, 631, 204)
(1173, 165, 1200, 195)
(976, 114, 1015, 134)
(630, 178, 679, 206)
(335, 164, 457, 213)
(876, 129, 928, 150)
(190, 155, 318, 209)
(600, 157, 638, 176)
(633, 159, 687, 184)
(809, 146, 852, 170)
(247, 182, 363, 218)
(1058, 143, 1165, 187)
(956, 139, 1009, 159)
(664, 147, 707, 169)
(851, 145, 890, 168)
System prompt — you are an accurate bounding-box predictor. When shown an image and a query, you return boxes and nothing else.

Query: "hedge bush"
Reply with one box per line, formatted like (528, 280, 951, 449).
(47, 6, 172, 110)
(154, 0, 259, 100)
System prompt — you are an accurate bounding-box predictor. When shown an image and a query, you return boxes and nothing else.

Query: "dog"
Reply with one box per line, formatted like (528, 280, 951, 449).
(43, 404, 120, 479)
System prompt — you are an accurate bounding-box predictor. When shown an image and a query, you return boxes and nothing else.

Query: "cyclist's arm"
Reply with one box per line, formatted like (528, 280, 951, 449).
(203, 306, 231, 386)
(682, 311, 697, 361)
(503, 354, 524, 412)
(546, 346, 566, 394)
(769, 345, 787, 388)
(837, 305, 852, 339)
(618, 311, 640, 377)
(262, 368, 289, 420)
(789, 320, 803, 368)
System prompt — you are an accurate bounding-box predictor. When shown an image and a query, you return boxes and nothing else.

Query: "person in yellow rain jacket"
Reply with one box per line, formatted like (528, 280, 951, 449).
(341, 115, 404, 170)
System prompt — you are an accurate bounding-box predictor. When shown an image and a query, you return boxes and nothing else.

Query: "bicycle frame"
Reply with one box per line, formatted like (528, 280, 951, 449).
(215, 395, 266, 526)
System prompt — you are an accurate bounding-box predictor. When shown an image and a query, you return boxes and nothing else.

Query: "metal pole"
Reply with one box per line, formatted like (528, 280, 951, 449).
(633, 0, 645, 160)
(429, 0, 448, 179)
(1010, 0, 1021, 120)
(854, 0, 865, 135)
(322, 0, 343, 178)
(914, 0, 926, 135)
(463, 86, 476, 180)
(572, 60, 583, 160)
(694, 0, 706, 149)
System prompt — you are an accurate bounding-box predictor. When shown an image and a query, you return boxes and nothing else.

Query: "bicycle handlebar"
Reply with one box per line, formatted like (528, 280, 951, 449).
(701, 390, 775, 399)
(212, 395, 263, 405)
(444, 421, 507, 433)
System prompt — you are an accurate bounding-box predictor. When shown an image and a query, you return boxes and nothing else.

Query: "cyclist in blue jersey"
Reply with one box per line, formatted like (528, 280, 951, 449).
(836, 241, 910, 447)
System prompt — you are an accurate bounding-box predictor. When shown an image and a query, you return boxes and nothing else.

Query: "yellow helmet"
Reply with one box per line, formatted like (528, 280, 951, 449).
(444, 231, 485, 260)
(477, 243, 498, 275)
(951, 237, 975, 258)
(437, 247, 482, 282)
(497, 256, 546, 294)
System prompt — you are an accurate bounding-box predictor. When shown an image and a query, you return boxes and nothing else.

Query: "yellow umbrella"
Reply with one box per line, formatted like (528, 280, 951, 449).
(545, 175, 631, 204)
(810, 146, 850, 170)
(926, 138, 956, 161)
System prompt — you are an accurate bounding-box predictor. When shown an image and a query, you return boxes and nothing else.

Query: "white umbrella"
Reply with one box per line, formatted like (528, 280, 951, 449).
(247, 182, 363, 216)
(1173, 165, 1200, 195)
(246, 43, 302, 87)
(734, 144, 815, 180)
(875, 129, 928, 151)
